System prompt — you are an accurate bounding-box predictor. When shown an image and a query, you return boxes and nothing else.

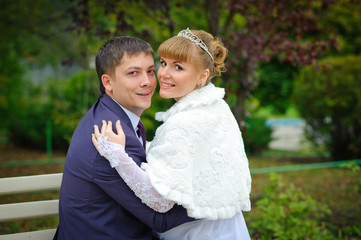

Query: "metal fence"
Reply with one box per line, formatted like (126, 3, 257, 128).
(1, 121, 360, 174)
(1, 156, 360, 175)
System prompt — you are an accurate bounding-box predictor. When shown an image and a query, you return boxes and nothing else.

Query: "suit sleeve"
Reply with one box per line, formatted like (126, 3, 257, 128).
(92, 126, 193, 232)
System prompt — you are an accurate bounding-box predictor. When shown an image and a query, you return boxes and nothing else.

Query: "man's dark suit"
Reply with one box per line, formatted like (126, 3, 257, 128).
(56, 94, 192, 239)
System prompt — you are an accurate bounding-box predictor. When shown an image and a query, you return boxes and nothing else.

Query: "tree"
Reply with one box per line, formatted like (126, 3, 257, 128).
(322, 0, 361, 55)
(68, 0, 337, 129)
(254, 58, 298, 114)
(219, 0, 337, 127)
(2, 0, 338, 149)
(293, 55, 361, 160)
(0, 0, 98, 149)
(0, 0, 87, 128)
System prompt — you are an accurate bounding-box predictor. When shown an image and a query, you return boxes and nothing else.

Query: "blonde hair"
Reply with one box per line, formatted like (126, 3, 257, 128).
(158, 29, 227, 84)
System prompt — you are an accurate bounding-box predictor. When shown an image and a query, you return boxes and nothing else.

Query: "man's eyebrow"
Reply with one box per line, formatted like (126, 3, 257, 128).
(125, 66, 142, 71)
(125, 65, 155, 71)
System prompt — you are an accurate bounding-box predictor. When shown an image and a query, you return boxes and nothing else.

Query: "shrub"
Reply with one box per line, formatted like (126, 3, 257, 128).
(243, 117, 272, 155)
(47, 70, 99, 148)
(293, 55, 361, 160)
(255, 58, 298, 114)
(7, 81, 53, 149)
(249, 174, 333, 239)
(7, 70, 99, 150)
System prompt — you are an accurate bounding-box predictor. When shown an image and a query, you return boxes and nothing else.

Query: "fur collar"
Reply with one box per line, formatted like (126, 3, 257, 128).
(155, 83, 225, 122)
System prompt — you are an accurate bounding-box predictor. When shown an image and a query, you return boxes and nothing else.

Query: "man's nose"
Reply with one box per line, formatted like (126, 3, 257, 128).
(140, 72, 153, 87)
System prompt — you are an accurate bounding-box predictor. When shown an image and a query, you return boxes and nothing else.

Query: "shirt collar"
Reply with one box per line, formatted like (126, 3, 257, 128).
(111, 98, 140, 132)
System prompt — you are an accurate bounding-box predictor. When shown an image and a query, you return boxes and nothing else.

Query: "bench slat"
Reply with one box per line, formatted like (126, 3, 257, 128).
(0, 200, 59, 222)
(0, 173, 63, 195)
(0, 229, 57, 240)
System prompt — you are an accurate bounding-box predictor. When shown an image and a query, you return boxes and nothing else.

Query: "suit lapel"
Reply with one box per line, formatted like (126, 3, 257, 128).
(99, 94, 146, 165)
(100, 94, 134, 131)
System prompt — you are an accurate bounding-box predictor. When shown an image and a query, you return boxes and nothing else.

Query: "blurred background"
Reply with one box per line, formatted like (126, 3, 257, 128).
(0, 0, 360, 238)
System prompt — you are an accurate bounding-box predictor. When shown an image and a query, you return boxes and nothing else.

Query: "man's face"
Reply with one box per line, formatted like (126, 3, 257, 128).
(106, 53, 157, 116)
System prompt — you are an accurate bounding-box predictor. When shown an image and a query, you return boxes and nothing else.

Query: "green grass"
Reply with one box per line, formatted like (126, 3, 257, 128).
(246, 157, 361, 239)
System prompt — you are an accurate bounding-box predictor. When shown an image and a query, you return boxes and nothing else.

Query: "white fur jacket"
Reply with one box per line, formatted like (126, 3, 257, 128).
(142, 83, 252, 220)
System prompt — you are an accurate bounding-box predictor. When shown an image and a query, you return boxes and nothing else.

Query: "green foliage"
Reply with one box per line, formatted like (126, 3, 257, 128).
(0, 0, 84, 67)
(47, 70, 99, 146)
(1, 0, 94, 148)
(323, 0, 361, 55)
(0, 47, 25, 129)
(83, 0, 211, 48)
(255, 59, 299, 114)
(340, 160, 361, 173)
(7, 70, 99, 150)
(339, 161, 361, 237)
(250, 174, 333, 239)
(1, 0, 354, 152)
(7, 80, 53, 149)
(293, 55, 361, 160)
(243, 117, 272, 155)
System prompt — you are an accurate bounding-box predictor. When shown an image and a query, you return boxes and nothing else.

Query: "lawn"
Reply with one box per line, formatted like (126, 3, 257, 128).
(0, 144, 360, 238)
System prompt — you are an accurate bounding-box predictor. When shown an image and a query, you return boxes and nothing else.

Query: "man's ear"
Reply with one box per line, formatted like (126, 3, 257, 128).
(101, 74, 113, 93)
(199, 69, 210, 86)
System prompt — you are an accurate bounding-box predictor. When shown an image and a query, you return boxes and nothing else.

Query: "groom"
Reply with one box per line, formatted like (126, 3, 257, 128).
(55, 36, 192, 239)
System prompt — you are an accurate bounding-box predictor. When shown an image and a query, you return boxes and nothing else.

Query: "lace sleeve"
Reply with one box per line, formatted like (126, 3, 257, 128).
(97, 137, 175, 213)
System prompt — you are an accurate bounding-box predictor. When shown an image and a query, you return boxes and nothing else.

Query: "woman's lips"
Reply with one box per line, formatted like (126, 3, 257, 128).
(160, 82, 175, 89)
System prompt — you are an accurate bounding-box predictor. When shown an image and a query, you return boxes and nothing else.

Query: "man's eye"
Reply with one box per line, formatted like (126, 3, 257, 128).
(128, 71, 137, 75)
(148, 70, 155, 74)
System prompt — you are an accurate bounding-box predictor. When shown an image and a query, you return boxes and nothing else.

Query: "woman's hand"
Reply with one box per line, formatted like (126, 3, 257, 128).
(92, 120, 126, 151)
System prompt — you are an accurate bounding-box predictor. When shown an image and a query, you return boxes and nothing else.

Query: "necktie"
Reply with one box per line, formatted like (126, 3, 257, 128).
(136, 121, 146, 149)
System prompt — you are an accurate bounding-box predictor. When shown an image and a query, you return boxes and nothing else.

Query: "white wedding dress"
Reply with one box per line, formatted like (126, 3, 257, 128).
(97, 137, 250, 240)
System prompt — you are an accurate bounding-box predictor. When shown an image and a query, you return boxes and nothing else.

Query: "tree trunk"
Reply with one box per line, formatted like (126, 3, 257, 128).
(206, 0, 219, 35)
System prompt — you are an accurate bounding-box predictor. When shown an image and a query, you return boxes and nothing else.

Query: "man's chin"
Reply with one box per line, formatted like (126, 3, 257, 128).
(141, 102, 152, 111)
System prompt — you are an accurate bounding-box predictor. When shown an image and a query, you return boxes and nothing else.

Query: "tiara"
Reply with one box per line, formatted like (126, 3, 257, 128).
(177, 28, 214, 61)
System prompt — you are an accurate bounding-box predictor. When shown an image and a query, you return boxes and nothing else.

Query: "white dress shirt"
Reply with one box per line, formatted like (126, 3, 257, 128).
(112, 98, 143, 146)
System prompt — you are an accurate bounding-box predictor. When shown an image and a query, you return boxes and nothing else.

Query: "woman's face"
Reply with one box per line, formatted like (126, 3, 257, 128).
(157, 56, 206, 101)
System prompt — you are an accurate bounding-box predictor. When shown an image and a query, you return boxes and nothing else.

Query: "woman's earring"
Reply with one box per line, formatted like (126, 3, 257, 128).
(198, 83, 202, 92)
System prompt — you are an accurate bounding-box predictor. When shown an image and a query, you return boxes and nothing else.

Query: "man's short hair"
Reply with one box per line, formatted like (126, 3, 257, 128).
(95, 36, 154, 96)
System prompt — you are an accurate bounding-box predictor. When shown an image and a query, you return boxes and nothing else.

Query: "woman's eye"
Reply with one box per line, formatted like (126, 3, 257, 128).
(160, 61, 166, 67)
(175, 65, 183, 70)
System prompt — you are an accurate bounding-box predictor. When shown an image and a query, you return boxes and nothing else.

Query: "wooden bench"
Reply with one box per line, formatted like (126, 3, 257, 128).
(0, 173, 62, 240)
